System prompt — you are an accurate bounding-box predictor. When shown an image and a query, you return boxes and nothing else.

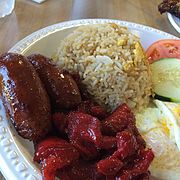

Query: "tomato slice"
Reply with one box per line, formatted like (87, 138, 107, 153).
(146, 39, 180, 63)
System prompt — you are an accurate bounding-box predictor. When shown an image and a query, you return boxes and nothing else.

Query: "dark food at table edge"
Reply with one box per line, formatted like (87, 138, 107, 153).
(0, 53, 154, 180)
(158, 0, 180, 18)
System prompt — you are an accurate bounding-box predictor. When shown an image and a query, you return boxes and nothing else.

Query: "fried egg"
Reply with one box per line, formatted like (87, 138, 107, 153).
(136, 100, 180, 180)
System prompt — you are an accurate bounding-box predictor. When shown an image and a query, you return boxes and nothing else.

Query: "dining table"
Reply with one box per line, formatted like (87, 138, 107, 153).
(0, 0, 179, 54)
(0, 0, 179, 179)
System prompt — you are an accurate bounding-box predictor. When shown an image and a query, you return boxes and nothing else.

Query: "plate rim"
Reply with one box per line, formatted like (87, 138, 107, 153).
(9, 18, 179, 54)
(0, 18, 179, 180)
(167, 13, 180, 34)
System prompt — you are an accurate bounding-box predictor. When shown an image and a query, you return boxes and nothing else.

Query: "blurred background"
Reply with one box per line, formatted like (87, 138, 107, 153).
(0, 0, 179, 53)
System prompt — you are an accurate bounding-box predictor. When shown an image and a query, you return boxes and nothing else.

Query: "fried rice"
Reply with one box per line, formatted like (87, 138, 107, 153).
(54, 23, 152, 111)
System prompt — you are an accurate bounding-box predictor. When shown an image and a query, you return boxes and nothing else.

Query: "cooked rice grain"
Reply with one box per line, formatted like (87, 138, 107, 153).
(54, 23, 152, 111)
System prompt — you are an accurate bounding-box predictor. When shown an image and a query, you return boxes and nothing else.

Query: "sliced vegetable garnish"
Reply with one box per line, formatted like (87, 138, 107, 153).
(150, 58, 180, 102)
(146, 39, 180, 63)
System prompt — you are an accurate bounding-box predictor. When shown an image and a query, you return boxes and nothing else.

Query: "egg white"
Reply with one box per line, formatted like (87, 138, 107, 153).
(136, 101, 180, 180)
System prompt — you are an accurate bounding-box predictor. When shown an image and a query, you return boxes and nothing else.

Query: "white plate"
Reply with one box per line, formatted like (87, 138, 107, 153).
(0, 19, 179, 180)
(167, 13, 180, 34)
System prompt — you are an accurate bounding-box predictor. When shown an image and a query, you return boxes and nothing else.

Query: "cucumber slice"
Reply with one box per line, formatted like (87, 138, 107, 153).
(150, 58, 180, 102)
(154, 94, 171, 102)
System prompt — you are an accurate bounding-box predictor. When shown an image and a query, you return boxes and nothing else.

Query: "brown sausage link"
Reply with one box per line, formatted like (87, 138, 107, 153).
(27, 54, 82, 109)
(0, 53, 52, 141)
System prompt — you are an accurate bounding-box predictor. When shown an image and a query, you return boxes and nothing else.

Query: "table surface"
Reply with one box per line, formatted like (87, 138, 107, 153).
(0, 0, 180, 54)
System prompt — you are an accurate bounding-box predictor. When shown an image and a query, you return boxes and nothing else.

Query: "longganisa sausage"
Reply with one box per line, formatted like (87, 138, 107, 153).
(27, 54, 82, 110)
(0, 53, 52, 141)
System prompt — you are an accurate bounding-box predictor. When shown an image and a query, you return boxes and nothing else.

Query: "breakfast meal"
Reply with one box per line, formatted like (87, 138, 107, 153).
(158, 0, 180, 18)
(0, 23, 179, 180)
